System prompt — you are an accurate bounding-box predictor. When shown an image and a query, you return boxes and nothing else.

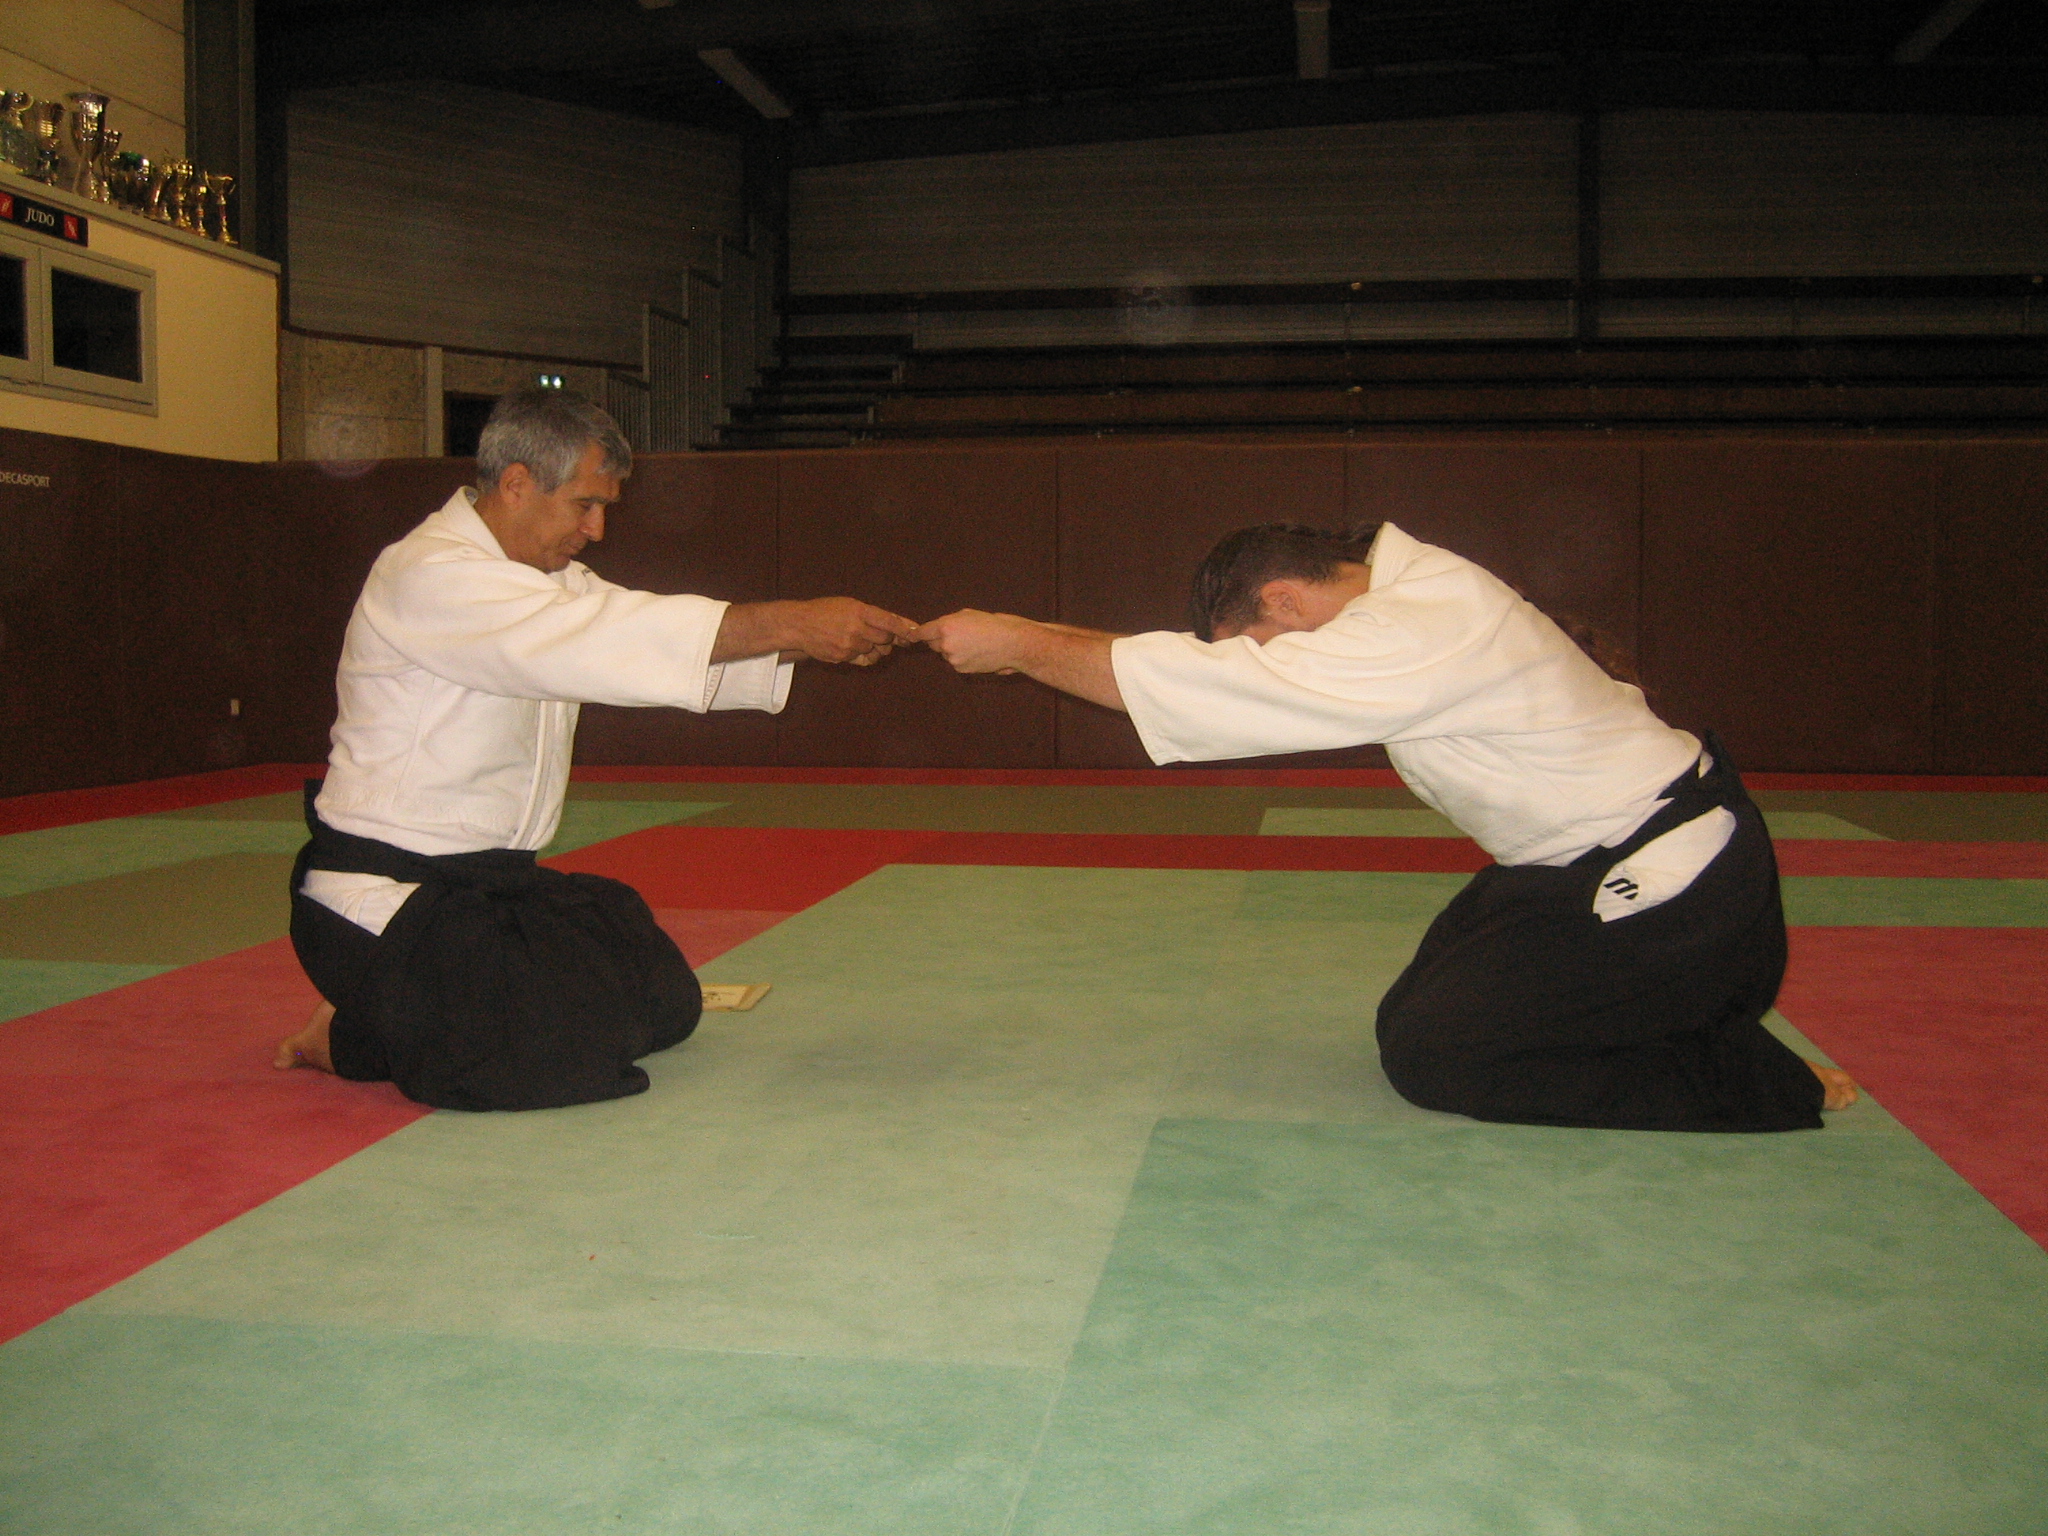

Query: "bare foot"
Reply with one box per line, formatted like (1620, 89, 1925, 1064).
(274, 1001, 337, 1073)
(1809, 1061, 1859, 1111)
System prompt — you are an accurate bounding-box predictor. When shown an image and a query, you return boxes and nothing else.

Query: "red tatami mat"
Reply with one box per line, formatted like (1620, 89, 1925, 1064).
(0, 766, 325, 835)
(1779, 927, 2048, 1248)
(0, 904, 800, 1344)
(0, 940, 428, 1342)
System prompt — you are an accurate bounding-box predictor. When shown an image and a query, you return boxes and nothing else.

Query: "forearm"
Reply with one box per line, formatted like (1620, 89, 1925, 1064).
(1010, 623, 1127, 712)
(712, 598, 917, 665)
(710, 601, 800, 663)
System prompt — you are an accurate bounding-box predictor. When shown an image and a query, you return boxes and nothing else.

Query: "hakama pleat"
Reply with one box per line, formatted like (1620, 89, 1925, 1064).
(288, 791, 700, 1112)
(1375, 747, 1824, 1133)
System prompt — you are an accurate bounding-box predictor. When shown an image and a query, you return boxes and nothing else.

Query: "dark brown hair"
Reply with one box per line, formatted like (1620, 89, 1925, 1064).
(1188, 522, 1382, 640)
(1189, 520, 1644, 688)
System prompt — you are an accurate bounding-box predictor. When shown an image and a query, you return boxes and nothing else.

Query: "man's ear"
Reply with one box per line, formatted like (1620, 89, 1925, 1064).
(499, 462, 534, 502)
(1257, 579, 1301, 624)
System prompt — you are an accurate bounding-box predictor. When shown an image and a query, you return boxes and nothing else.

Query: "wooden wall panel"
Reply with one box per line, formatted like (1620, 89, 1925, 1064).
(289, 81, 743, 364)
(0, 429, 128, 796)
(1344, 443, 1641, 651)
(1641, 443, 1939, 773)
(1604, 112, 2048, 279)
(1933, 444, 2048, 774)
(1053, 441, 1375, 768)
(777, 447, 1059, 767)
(574, 453, 780, 767)
(791, 115, 1576, 295)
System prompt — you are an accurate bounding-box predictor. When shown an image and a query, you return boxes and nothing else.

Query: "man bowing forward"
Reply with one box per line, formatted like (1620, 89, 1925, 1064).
(276, 388, 916, 1110)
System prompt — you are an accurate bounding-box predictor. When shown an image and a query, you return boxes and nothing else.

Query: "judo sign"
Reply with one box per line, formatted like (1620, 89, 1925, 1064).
(0, 191, 88, 246)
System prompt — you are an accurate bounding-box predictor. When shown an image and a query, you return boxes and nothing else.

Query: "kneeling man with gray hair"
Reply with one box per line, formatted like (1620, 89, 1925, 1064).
(277, 387, 917, 1110)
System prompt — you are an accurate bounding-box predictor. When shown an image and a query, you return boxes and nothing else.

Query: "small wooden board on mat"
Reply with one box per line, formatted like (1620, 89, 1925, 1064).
(701, 983, 771, 1012)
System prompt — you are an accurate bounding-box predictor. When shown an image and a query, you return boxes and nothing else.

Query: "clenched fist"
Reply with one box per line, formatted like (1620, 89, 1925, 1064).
(912, 610, 1038, 674)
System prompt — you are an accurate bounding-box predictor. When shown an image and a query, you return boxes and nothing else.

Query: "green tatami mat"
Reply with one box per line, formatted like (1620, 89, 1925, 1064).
(153, 792, 310, 821)
(0, 1313, 1055, 1536)
(1011, 1118, 2048, 1536)
(621, 783, 1429, 834)
(79, 866, 1248, 1369)
(1750, 790, 2048, 841)
(152, 795, 725, 852)
(1260, 807, 1465, 837)
(0, 853, 298, 965)
(1760, 811, 1887, 839)
(1782, 876, 2048, 926)
(0, 819, 308, 899)
(0, 958, 173, 1024)
(1260, 807, 1890, 840)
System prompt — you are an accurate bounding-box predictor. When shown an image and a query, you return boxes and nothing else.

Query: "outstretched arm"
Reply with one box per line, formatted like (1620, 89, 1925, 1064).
(714, 598, 920, 665)
(915, 610, 1128, 712)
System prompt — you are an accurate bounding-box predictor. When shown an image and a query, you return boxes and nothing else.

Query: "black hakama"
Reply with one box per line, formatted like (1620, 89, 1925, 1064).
(288, 790, 700, 1112)
(1375, 747, 1824, 1133)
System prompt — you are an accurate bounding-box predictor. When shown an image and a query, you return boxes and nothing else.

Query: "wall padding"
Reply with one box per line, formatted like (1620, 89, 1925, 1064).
(776, 447, 1060, 768)
(1933, 444, 2048, 775)
(5, 429, 2047, 796)
(1641, 443, 1940, 773)
(575, 454, 780, 768)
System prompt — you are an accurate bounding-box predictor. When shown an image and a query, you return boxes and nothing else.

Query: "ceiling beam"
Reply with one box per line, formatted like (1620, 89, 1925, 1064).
(790, 58, 2048, 166)
(1891, 0, 1995, 64)
(698, 48, 793, 118)
(278, 0, 1161, 88)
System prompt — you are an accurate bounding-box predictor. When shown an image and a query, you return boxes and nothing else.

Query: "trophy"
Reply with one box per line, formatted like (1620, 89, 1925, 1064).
(28, 100, 65, 183)
(0, 92, 34, 175)
(92, 127, 120, 203)
(203, 172, 235, 244)
(109, 151, 148, 212)
(66, 91, 108, 199)
(174, 161, 202, 231)
(145, 158, 177, 221)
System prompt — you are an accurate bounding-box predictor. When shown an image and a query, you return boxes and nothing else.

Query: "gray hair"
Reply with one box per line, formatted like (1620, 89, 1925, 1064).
(475, 387, 632, 492)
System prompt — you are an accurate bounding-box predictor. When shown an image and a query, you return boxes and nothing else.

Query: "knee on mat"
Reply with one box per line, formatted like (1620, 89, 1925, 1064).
(1375, 1027, 1481, 1116)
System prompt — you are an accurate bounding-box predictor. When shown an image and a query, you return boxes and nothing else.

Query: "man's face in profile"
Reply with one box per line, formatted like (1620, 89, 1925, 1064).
(492, 443, 622, 573)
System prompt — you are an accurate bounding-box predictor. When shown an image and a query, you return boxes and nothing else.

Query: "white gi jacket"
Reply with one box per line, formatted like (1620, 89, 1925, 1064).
(1110, 523, 1701, 867)
(315, 489, 790, 875)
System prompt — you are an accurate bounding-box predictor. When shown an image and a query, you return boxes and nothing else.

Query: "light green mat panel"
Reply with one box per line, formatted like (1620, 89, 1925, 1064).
(4, 859, 2034, 1534)
(0, 819, 308, 899)
(1260, 808, 1890, 840)
(0, 1314, 1054, 1536)
(154, 792, 310, 822)
(1260, 807, 1465, 837)
(539, 800, 724, 855)
(1010, 1117, 2048, 1536)
(0, 958, 172, 1024)
(1760, 810, 1887, 839)
(1749, 790, 2048, 841)
(1782, 876, 2048, 927)
(73, 866, 1251, 1369)
(0, 853, 301, 965)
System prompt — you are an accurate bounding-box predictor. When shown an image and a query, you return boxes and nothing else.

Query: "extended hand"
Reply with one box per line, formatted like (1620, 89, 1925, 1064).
(784, 598, 920, 665)
(912, 610, 1040, 674)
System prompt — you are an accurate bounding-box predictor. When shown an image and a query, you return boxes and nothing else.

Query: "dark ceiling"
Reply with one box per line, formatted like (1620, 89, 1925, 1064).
(269, 0, 2048, 164)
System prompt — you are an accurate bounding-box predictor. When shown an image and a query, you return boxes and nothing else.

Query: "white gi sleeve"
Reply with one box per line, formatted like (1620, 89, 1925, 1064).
(703, 653, 795, 712)
(368, 553, 782, 712)
(1109, 610, 1447, 764)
